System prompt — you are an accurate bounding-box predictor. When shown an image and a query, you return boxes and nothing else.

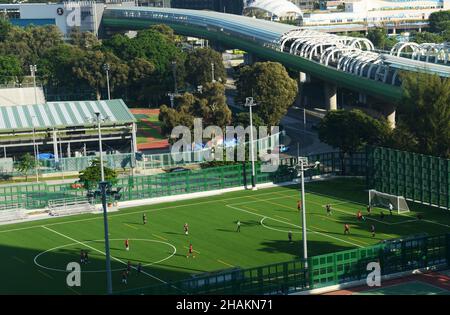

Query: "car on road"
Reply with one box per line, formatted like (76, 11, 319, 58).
(165, 167, 191, 173)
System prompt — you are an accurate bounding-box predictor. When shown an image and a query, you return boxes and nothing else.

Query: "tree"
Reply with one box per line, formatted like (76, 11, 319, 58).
(428, 10, 450, 33)
(236, 62, 298, 126)
(158, 82, 232, 137)
(79, 158, 118, 191)
(16, 153, 36, 181)
(234, 112, 265, 130)
(367, 28, 397, 50)
(72, 50, 129, 99)
(68, 28, 101, 49)
(39, 44, 84, 89)
(318, 109, 391, 173)
(0, 55, 22, 84)
(185, 48, 226, 87)
(103, 28, 186, 101)
(412, 31, 444, 44)
(0, 17, 11, 42)
(396, 72, 450, 158)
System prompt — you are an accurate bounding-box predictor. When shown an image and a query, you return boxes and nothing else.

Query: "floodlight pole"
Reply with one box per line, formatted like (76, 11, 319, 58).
(95, 112, 112, 295)
(172, 61, 178, 94)
(30, 65, 37, 106)
(103, 64, 111, 100)
(245, 97, 257, 190)
(300, 160, 307, 268)
(31, 116, 38, 182)
(297, 158, 320, 270)
(100, 180, 112, 295)
(211, 62, 215, 83)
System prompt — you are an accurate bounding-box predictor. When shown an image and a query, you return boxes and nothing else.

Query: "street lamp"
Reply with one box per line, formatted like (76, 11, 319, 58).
(29, 65, 37, 105)
(211, 62, 216, 83)
(295, 157, 320, 269)
(103, 64, 111, 100)
(245, 97, 257, 191)
(171, 61, 178, 94)
(31, 115, 39, 182)
(90, 112, 112, 294)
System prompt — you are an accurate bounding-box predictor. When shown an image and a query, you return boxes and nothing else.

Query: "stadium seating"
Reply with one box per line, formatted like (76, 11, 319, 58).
(48, 197, 95, 217)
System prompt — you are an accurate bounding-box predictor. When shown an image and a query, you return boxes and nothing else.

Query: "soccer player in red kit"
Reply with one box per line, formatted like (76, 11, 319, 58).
(125, 239, 129, 251)
(187, 243, 195, 258)
(297, 200, 302, 211)
(344, 224, 350, 235)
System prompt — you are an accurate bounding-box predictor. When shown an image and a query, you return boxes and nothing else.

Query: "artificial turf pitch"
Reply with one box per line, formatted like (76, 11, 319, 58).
(0, 178, 449, 295)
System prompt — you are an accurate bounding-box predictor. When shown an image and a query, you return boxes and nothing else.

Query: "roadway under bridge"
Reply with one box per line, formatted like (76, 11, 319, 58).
(101, 7, 450, 127)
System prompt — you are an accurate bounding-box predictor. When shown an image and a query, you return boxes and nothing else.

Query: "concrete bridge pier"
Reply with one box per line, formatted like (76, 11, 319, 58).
(324, 83, 337, 111)
(297, 72, 311, 107)
(244, 53, 258, 65)
(383, 103, 396, 129)
(358, 93, 367, 104)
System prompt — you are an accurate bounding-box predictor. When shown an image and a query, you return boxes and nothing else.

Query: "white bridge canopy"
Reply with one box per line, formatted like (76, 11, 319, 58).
(245, 0, 303, 18)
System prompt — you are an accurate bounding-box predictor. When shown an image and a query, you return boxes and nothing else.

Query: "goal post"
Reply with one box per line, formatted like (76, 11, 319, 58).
(368, 189, 410, 214)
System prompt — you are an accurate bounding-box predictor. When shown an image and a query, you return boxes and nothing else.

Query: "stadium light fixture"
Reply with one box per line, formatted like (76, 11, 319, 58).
(296, 158, 320, 270)
(88, 112, 113, 295)
(245, 97, 257, 191)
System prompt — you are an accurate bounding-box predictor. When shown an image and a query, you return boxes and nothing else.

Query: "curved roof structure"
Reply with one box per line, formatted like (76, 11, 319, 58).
(245, 0, 303, 18)
(102, 7, 450, 100)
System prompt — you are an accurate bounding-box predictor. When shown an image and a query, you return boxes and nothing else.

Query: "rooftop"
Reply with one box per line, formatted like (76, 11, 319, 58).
(0, 99, 136, 132)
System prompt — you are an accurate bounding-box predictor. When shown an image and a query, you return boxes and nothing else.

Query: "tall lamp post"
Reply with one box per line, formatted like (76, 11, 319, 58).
(171, 61, 178, 94)
(296, 157, 320, 269)
(245, 97, 257, 191)
(103, 64, 111, 100)
(29, 65, 37, 105)
(31, 116, 39, 182)
(92, 112, 112, 294)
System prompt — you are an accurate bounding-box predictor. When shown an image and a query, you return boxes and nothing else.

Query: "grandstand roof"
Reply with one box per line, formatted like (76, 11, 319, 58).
(246, 0, 303, 17)
(0, 99, 135, 132)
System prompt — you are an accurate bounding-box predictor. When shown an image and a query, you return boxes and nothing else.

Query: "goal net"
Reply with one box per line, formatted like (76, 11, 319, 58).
(368, 190, 410, 214)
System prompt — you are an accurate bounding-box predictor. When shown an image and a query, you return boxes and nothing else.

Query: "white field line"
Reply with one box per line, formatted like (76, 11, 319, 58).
(226, 204, 363, 248)
(0, 190, 296, 234)
(41, 226, 177, 289)
(272, 191, 419, 226)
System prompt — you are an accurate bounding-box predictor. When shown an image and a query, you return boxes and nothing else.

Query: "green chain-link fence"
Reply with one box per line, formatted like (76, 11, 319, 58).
(367, 146, 450, 210)
(117, 233, 450, 295)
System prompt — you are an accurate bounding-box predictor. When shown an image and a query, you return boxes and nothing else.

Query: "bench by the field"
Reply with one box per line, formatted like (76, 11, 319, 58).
(48, 197, 95, 217)
(0, 204, 27, 222)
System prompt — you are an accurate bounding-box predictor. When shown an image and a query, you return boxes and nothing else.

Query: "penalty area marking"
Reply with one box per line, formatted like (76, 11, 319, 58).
(227, 204, 363, 248)
(260, 217, 302, 234)
(34, 237, 177, 273)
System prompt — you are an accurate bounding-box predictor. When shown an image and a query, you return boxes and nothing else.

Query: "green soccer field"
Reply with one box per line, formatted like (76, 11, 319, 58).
(0, 178, 449, 295)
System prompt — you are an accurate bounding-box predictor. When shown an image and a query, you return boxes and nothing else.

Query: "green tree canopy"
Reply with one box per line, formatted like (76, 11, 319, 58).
(429, 10, 450, 33)
(79, 158, 118, 191)
(159, 82, 232, 137)
(0, 55, 22, 84)
(395, 72, 450, 158)
(367, 28, 398, 50)
(16, 153, 37, 181)
(236, 62, 298, 126)
(412, 31, 444, 44)
(185, 47, 226, 87)
(72, 50, 130, 99)
(318, 109, 391, 156)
